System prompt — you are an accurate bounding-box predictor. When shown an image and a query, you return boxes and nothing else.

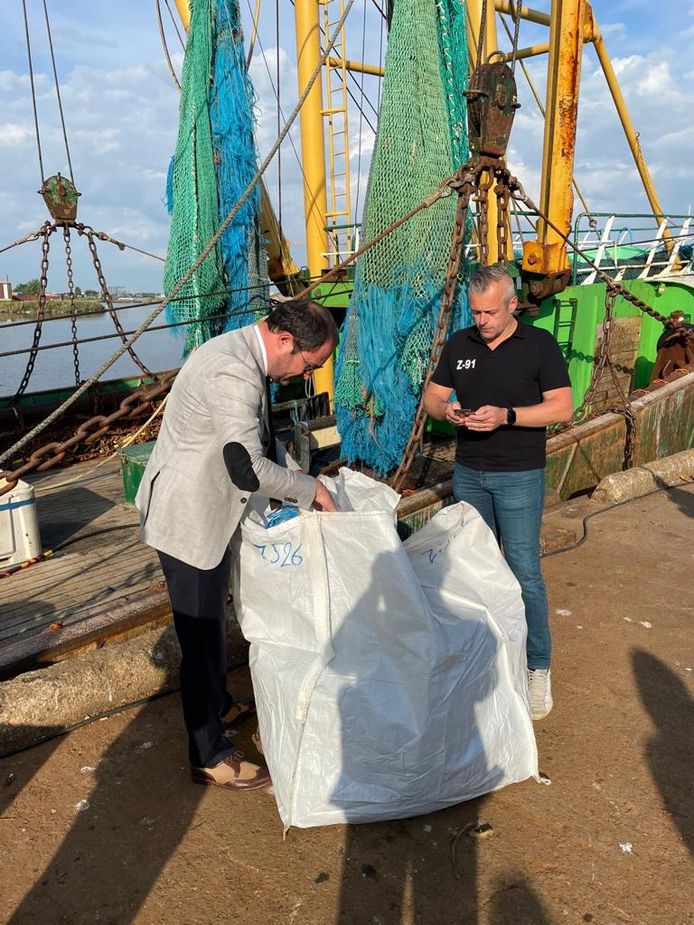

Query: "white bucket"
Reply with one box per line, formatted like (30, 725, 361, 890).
(0, 480, 42, 566)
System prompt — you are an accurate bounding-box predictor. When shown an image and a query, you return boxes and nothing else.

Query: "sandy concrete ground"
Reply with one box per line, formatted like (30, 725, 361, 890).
(1, 484, 692, 925)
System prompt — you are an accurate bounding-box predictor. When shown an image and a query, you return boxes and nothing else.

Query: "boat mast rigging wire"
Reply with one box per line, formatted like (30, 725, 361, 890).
(155, 0, 182, 90)
(21, 0, 45, 183)
(0, 0, 358, 470)
(42, 0, 75, 184)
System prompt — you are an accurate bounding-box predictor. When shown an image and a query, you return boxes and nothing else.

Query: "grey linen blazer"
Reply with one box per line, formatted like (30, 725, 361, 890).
(135, 324, 317, 569)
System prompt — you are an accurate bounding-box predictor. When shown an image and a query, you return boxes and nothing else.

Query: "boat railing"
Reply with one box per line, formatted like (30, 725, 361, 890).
(571, 212, 694, 286)
(323, 211, 694, 289)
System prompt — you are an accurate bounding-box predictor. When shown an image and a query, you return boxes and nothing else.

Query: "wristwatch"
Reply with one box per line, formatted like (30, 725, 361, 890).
(505, 407, 517, 425)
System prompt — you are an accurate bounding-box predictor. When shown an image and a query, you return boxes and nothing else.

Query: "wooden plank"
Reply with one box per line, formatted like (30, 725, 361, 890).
(1, 575, 163, 642)
(0, 544, 161, 639)
(0, 541, 149, 603)
(0, 587, 172, 679)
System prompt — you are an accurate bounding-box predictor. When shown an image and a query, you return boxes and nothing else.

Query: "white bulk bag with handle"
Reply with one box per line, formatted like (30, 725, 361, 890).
(232, 468, 537, 829)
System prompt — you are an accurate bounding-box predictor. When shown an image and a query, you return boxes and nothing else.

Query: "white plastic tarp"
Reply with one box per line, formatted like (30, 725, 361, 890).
(232, 468, 538, 829)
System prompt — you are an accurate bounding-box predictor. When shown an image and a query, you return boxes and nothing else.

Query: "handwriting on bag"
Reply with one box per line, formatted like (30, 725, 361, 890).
(253, 542, 304, 567)
(425, 527, 464, 564)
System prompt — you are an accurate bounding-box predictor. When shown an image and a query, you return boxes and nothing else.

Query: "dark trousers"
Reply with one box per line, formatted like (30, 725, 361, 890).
(158, 548, 237, 769)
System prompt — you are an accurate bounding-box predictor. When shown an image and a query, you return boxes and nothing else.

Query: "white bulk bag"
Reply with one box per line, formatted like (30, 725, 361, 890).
(232, 468, 537, 829)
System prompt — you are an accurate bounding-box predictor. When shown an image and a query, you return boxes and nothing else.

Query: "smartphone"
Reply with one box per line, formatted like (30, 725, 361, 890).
(453, 407, 473, 417)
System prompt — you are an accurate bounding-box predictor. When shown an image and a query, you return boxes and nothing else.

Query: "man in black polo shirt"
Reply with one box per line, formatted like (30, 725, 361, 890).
(423, 263, 573, 720)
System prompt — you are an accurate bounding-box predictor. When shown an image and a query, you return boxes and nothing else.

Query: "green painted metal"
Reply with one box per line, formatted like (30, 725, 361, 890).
(119, 440, 156, 504)
(0, 373, 163, 412)
(525, 278, 694, 407)
(311, 279, 353, 311)
(544, 372, 694, 499)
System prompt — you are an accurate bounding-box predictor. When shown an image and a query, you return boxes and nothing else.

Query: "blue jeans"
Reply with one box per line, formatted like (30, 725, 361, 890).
(452, 464, 550, 669)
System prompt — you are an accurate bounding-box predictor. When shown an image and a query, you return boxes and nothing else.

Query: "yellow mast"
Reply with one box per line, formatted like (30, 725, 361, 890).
(494, 0, 674, 270)
(522, 0, 586, 287)
(294, 0, 334, 401)
(586, 7, 672, 246)
(173, 0, 190, 31)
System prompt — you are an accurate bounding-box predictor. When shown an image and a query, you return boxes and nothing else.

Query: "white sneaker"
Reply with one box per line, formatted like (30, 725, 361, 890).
(528, 668, 553, 720)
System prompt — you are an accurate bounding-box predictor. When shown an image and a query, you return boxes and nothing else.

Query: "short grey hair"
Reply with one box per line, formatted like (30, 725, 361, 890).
(469, 262, 515, 304)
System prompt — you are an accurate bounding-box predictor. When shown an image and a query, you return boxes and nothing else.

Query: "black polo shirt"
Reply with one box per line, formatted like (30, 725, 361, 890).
(431, 320, 571, 472)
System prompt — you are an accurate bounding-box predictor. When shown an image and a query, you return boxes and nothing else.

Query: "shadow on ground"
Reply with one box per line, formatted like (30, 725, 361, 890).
(633, 649, 694, 858)
(6, 693, 204, 924)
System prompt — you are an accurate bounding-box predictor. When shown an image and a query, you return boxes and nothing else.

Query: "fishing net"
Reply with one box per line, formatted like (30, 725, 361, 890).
(164, 0, 268, 354)
(334, 0, 471, 473)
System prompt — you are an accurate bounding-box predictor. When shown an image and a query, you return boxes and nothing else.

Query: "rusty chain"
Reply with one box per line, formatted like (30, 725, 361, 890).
(495, 171, 512, 264)
(599, 290, 637, 470)
(391, 166, 476, 493)
(475, 168, 492, 265)
(11, 223, 53, 405)
(63, 225, 81, 387)
(548, 290, 637, 468)
(82, 228, 154, 379)
(10, 218, 155, 408)
(0, 369, 178, 493)
(1, 173, 461, 496)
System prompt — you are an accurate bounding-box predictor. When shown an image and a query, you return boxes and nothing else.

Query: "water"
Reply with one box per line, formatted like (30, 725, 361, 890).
(0, 303, 187, 396)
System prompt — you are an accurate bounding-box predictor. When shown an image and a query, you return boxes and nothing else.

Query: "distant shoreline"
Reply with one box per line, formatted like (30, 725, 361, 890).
(0, 299, 105, 320)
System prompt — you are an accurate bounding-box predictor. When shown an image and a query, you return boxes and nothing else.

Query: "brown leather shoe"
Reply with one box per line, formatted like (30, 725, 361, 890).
(191, 750, 271, 791)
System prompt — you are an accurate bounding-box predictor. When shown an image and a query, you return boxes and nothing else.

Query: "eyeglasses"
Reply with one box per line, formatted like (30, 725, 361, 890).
(298, 348, 324, 376)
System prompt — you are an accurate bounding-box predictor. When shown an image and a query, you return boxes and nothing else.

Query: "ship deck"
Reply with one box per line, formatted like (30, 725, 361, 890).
(0, 458, 162, 671)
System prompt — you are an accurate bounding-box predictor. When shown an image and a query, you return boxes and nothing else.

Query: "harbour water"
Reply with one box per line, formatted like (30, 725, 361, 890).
(0, 303, 185, 395)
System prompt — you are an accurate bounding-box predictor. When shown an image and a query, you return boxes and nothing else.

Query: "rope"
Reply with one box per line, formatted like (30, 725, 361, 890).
(0, 225, 165, 263)
(0, 275, 348, 333)
(0, 0, 357, 468)
(154, 0, 182, 90)
(472, 0, 488, 87)
(377, 0, 385, 108)
(246, 2, 330, 242)
(22, 0, 45, 182)
(0, 302, 282, 360)
(43, 0, 75, 184)
(0, 229, 44, 255)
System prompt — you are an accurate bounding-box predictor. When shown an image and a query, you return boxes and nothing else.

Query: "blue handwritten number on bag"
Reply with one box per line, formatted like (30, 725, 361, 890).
(253, 542, 303, 567)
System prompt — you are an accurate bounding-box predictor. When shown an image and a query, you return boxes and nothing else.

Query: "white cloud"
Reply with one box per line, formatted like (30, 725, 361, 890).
(599, 22, 628, 40)
(0, 123, 33, 146)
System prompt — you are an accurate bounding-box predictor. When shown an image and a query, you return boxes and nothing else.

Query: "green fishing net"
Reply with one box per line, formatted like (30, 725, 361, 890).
(334, 0, 470, 472)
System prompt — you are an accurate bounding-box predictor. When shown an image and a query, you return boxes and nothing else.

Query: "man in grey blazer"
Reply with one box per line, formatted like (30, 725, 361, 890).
(136, 300, 338, 790)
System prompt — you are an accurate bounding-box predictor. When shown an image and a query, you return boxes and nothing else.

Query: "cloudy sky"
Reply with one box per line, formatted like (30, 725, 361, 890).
(0, 0, 692, 294)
